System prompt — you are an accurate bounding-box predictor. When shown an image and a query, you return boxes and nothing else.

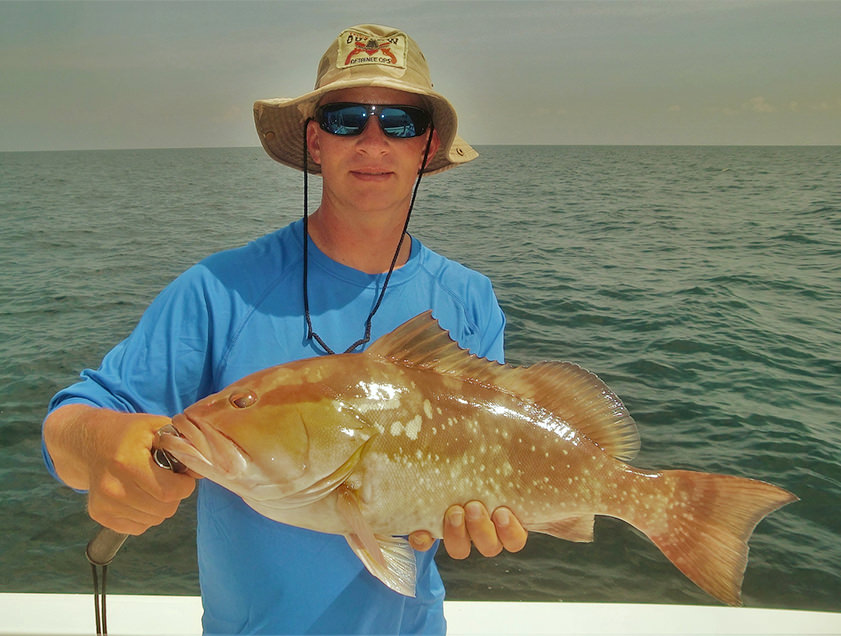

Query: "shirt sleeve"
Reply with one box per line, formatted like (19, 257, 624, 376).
(477, 301, 505, 364)
(42, 264, 222, 483)
(464, 270, 506, 364)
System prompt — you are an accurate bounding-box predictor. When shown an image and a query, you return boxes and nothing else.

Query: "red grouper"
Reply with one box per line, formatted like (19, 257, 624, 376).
(159, 311, 797, 606)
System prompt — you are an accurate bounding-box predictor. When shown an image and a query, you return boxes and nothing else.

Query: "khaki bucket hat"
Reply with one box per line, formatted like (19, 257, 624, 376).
(253, 24, 478, 175)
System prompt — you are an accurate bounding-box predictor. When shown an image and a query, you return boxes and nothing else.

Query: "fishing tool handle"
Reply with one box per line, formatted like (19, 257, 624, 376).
(85, 426, 186, 635)
(86, 527, 129, 568)
(86, 427, 187, 566)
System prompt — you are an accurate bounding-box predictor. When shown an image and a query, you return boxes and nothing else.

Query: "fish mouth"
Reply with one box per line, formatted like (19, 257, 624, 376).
(165, 413, 252, 476)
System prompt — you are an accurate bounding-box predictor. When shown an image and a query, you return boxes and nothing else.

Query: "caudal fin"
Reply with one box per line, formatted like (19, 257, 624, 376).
(636, 470, 797, 606)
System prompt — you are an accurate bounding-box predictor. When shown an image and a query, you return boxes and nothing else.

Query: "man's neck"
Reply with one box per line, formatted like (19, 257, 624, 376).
(306, 205, 412, 274)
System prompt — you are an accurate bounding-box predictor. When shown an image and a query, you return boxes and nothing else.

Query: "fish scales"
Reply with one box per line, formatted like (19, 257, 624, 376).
(161, 311, 797, 606)
(333, 354, 624, 536)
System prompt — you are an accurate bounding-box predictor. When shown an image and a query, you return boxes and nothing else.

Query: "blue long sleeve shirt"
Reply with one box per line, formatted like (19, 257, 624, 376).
(45, 218, 505, 634)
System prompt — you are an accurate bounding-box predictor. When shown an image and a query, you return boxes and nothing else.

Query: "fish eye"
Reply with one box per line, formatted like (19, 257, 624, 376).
(229, 391, 257, 409)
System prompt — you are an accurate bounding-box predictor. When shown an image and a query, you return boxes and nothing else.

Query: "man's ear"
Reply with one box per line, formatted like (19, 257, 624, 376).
(306, 120, 322, 166)
(421, 130, 442, 172)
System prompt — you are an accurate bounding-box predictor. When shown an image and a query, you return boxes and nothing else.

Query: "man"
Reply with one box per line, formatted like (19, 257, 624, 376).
(43, 24, 527, 634)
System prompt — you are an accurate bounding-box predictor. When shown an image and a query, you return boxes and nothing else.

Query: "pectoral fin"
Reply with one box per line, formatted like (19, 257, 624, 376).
(337, 486, 417, 597)
(531, 515, 595, 542)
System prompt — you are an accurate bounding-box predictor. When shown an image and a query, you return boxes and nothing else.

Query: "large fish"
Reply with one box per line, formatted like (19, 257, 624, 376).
(159, 312, 796, 606)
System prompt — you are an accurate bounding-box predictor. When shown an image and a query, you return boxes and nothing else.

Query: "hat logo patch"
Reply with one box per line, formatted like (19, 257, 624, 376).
(337, 30, 407, 69)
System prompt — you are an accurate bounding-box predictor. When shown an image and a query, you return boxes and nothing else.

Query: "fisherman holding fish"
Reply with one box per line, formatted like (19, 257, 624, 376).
(43, 25, 528, 634)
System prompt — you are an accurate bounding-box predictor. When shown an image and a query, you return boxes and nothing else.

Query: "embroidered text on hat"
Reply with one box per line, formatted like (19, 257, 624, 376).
(337, 29, 408, 70)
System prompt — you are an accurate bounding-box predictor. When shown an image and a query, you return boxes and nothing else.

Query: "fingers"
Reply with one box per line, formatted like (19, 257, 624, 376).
(464, 501, 503, 557)
(87, 416, 196, 535)
(492, 507, 528, 553)
(44, 405, 195, 535)
(443, 505, 471, 559)
(408, 530, 436, 552)
(442, 502, 528, 560)
(88, 464, 195, 535)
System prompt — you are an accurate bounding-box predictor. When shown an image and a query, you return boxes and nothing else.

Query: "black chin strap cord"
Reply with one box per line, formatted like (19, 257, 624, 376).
(91, 562, 108, 635)
(302, 119, 435, 355)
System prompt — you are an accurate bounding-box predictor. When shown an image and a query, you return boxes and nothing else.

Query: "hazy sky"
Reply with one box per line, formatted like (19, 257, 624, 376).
(3, 0, 840, 150)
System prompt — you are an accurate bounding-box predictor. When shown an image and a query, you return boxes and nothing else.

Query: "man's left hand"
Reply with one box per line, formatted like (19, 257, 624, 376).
(409, 501, 528, 558)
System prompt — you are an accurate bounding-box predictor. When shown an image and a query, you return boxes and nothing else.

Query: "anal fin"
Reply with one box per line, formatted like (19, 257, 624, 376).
(530, 515, 595, 542)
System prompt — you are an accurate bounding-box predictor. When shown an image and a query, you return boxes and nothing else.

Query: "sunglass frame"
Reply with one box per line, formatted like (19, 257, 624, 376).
(316, 103, 432, 139)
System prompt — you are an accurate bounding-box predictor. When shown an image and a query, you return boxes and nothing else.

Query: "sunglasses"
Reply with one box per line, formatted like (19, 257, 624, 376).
(316, 103, 432, 139)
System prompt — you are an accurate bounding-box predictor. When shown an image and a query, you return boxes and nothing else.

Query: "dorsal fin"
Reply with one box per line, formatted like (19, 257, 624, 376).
(366, 312, 640, 462)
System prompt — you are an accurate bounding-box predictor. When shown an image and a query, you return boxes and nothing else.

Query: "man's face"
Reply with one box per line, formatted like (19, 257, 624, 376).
(306, 87, 440, 216)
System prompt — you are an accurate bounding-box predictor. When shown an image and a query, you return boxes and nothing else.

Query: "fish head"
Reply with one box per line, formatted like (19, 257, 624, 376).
(162, 362, 375, 501)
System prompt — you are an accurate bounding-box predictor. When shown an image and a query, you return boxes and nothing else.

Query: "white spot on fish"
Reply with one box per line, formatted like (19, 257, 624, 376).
(355, 382, 403, 413)
(404, 415, 422, 440)
(423, 400, 433, 419)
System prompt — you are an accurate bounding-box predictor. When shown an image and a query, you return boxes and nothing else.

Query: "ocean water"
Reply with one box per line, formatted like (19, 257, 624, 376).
(1, 146, 839, 612)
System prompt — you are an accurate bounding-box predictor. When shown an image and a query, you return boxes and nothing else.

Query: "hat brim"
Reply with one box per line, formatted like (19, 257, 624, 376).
(253, 78, 477, 175)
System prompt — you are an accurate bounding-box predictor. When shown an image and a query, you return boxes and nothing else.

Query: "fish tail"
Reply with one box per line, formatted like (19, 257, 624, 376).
(637, 470, 797, 606)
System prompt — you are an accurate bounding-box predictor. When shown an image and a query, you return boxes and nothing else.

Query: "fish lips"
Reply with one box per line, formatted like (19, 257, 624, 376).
(165, 409, 313, 492)
(163, 412, 251, 479)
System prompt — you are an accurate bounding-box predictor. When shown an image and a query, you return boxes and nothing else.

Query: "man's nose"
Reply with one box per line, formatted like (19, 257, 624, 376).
(356, 114, 391, 147)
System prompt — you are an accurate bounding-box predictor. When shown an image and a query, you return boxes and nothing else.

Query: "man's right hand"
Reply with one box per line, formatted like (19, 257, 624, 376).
(43, 404, 196, 535)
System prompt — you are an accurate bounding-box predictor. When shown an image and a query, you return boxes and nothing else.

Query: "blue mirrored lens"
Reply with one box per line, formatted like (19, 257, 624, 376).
(379, 107, 424, 138)
(321, 105, 368, 136)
